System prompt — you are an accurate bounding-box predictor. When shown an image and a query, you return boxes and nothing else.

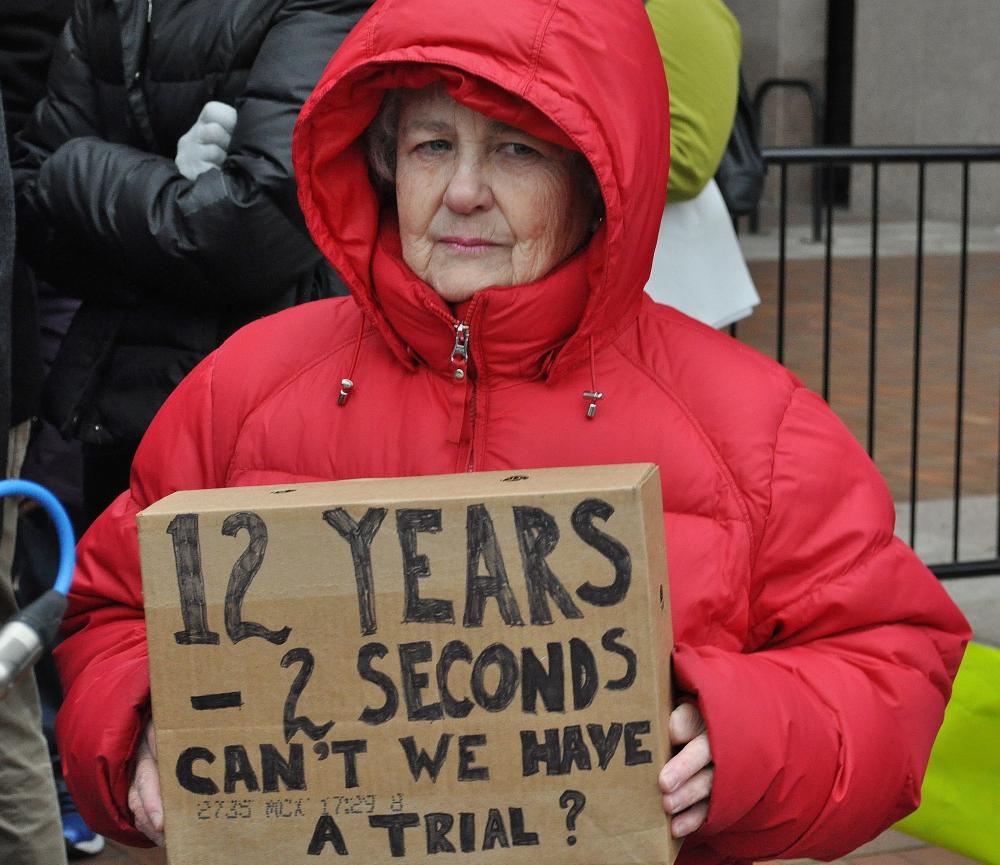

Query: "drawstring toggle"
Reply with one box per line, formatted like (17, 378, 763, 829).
(337, 378, 354, 406)
(583, 390, 604, 419)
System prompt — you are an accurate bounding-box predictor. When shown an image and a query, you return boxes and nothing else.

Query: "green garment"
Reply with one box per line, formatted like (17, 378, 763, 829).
(646, 0, 741, 202)
(894, 641, 1000, 865)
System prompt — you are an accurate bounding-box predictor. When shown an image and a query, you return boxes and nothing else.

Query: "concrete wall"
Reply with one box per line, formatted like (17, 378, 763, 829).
(852, 0, 1000, 223)
(727, 0, 1000, 224)
(727, 0, 826, 148)
(726, 0, 827, 213)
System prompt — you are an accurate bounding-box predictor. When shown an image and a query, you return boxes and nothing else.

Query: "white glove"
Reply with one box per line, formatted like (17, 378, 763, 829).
(175, 101, 238, 180)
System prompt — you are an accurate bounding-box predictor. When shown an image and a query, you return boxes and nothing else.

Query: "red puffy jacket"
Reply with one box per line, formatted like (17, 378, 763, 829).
(56, 0, 970, 862)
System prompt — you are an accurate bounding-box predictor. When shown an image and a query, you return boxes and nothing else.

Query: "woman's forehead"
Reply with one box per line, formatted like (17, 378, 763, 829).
(399, 86, 530, 138)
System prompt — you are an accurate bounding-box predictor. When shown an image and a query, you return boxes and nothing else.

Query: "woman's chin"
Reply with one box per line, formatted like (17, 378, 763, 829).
(427, 268, 515, 304)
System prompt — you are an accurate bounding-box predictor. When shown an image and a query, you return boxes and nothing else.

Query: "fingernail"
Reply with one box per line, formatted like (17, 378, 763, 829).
(151, 810, 162, 829)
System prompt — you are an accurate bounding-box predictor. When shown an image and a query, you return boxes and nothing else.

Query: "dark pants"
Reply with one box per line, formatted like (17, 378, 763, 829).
(1, 423, 67, 865)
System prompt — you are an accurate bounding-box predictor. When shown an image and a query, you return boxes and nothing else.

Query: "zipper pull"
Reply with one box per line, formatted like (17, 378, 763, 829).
(450, 323, 470, 380)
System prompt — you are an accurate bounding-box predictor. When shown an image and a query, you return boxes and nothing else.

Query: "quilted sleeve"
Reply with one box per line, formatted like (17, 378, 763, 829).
(17, 0, 368, 307)
(673, 386, 970, 861)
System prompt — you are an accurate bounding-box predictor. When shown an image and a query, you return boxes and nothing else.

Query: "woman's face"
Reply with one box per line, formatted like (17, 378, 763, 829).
(395, 87, 593, 303)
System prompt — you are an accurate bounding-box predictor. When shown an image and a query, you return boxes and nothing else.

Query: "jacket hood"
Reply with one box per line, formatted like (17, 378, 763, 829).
(293, 0, 669, 379)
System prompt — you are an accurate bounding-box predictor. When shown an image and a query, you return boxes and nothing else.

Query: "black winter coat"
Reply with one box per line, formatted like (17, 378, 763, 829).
(14, 0, 370, 446)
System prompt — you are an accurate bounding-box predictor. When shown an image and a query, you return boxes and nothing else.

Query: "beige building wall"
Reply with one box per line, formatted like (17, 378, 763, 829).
(727, 0, 826, 150)
(853, 0, 1000, 223)
(726, 0, 1000, 224)
(726, 0, 827, 214)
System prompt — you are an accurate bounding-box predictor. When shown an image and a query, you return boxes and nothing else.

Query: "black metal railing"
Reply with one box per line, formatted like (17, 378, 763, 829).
(734, 144, 1000, 579)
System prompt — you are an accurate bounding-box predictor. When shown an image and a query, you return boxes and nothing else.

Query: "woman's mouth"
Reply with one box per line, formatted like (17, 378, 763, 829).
(438, 236, 500, 253)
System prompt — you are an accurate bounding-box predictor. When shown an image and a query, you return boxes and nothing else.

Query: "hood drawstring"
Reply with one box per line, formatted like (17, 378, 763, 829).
(337, 319, 366, 406)
(583, 336, 604, 419)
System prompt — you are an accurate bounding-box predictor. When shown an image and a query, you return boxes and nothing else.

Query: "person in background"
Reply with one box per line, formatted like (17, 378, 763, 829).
(53, 0, 968, 860)
(648, 0, 740, 203)
(13, 0, 373, 527)
(1, 92, 69, 865)
(643, 0, 760, 328)
(1, 2, 81, 859)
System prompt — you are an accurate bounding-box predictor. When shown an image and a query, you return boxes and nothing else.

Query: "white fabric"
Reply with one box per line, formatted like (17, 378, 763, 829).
(644, 178, 760, 329)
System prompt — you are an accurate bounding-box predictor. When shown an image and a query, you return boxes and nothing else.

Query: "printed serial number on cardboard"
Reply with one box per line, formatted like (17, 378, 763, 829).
(196, 794, 406, 821)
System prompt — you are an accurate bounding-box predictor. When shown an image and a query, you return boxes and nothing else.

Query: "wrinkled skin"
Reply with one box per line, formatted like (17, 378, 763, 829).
(395, 87, 594, 303)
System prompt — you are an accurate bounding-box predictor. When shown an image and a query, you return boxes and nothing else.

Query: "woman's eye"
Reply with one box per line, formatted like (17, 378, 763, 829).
(416, 139, 451, 154)
(502, 142, 539, 158)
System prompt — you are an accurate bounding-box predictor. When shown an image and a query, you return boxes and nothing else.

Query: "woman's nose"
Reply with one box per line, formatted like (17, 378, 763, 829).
(442, 160, 495, 213)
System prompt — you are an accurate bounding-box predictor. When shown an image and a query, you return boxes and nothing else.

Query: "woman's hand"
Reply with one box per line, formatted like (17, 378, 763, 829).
(659, 702, 713, 838)
(175, 101, 238, 180)
(127, 721, 165, 846)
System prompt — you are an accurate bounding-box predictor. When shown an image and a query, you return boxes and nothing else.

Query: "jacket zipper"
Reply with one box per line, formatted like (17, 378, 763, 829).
(444, 290, 490, 471)
(424, 293, 482, 471)
(450, 323, 469, 370)
(449, 320, 478, 471)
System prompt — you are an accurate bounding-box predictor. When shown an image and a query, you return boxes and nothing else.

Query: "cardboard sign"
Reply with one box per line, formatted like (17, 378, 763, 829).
(138, 464, 677, 865)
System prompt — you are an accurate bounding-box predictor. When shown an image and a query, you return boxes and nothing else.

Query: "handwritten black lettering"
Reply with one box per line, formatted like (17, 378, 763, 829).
(459, 812, 475, 852)
(190, 691, 242, 711)
(482, 808, 509, 849)
(399, 641, 444, 721)
(176, 746, 218, 795)
(399, 734, 451, 782)
(357, 642, 398, 725)
(223, 745, 259, 794)
(586, 722, 623, 770)
(437, 640, 473, 718)
(624, 720, 653, 765)
(464, 504, 524, 627)
(470, 643, 518, 712)
(572, 498, 632, 607)
(569, 637, 598, 710)
(323, 507, 387, 636)
(457, 734, 489, 781)
(559, 725, 592, 774)
(425, 812, 455, 854)
(397, 509, 454, 624)
(509, 807, 539, 846)
(222, 512, 290, 644)
(512, 506, 582, 625)
(260, 743, 305, 793)
(329, 740, 367, 789)
(601, 627, 637, 691)
(520, 728, 561, 777)
(307, 815, 348, 856)
(281, 648, 334, 742)
(167, 514, 220, 645)
(369, 813, 420, 857)
(521, 642, 565, 714)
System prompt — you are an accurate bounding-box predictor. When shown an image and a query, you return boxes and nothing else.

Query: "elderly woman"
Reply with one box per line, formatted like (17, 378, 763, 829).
(54, 0, 969, 862)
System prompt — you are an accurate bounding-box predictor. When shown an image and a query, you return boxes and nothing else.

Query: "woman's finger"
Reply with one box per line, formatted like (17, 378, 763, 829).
(146, 722, 158, 760)
(659, 731, 712, 793)
(661, 764, 714, 815)
(668, 701, 706, 745)
(128, 723, 165, 846)
(670, 800, 710, 839)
